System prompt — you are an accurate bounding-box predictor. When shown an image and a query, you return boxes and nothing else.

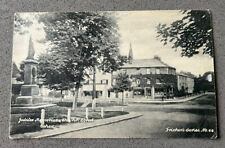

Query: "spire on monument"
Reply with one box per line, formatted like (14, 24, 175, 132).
(128, 43, 133, 63)
(26, 35, 35, 60)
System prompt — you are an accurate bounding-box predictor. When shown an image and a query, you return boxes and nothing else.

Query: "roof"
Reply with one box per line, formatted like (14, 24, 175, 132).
(121, 58, 174, 69)
(177, 72, 195, 78)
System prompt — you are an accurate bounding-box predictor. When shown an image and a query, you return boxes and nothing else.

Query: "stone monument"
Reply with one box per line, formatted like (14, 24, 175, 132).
(16, 36, 43, 104)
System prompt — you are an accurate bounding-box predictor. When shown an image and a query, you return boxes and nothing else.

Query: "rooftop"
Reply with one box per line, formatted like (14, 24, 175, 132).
(121, 58, 175, 69)
(177, 72, 196, 78)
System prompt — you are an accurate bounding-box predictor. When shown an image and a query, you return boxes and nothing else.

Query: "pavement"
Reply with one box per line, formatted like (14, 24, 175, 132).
(10, 111, 142, 139)
(127, 94, 205, 104)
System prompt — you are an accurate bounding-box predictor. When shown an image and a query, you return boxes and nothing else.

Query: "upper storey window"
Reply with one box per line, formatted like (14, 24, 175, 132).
(156, 68, 160, 74)
(168, 68, 175, 75)
(160, 68, 167, 74)
(150, 68, 156, 74)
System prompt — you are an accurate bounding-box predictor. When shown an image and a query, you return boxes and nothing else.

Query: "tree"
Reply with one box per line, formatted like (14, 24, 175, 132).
(15, 62, 25, 82)
(156, 10, 214, 57)
(112, 73, 131, 104)
(37, 52, 75, 100)
(194, 72, 215, 93)
(38, 12, 126, 109)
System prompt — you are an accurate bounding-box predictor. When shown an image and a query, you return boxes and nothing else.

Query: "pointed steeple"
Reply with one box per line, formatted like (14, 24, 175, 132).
(128, 43, 133, 63)
(26, 35, 35, 60)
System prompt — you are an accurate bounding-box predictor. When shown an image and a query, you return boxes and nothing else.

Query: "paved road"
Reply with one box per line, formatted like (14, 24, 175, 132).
(53, 94, 217, 138)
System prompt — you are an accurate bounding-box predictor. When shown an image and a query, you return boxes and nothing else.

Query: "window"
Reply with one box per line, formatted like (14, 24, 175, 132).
(151, 68, 156, 74)
(112, 79, 116, 85)
(147, 79, 151, 85)
(122, 69, 127, 73)
(136, 79, 140, 85)
(156, 68, 160, 74)
(147, 68, 150, 74)
(160, 68, 167, 74)
(156, 79, 160, 84)
(101, 79, 109, 84)
(172, 69, 176, 75)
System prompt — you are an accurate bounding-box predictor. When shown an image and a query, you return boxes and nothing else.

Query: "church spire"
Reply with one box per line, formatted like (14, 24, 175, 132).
(128, 43, 133, 63)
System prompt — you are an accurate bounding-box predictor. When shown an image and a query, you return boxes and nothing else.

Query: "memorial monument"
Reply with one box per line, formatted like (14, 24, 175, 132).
(16, 36, 43, 104)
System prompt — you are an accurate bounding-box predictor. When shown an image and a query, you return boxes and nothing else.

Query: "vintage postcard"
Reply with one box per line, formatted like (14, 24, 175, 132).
(10, 10, 217, 139)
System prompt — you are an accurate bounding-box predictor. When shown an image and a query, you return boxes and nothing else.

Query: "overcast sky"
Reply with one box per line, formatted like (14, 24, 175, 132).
(13, 11, 214, 76)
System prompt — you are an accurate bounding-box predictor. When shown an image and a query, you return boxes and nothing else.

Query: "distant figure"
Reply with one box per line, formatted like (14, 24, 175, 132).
(26, 36, 35, 60)
(162, 92, 165, 101)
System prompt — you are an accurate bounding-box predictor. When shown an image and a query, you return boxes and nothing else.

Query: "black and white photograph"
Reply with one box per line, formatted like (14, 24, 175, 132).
(10, 10, 217, 139)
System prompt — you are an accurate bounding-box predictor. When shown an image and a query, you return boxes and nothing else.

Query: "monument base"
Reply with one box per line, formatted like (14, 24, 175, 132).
(21, 84, 39, 96)
(16, 95, 43, 104)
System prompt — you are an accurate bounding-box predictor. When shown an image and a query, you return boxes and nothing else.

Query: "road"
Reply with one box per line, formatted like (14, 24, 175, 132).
(52, 94, 217, 138)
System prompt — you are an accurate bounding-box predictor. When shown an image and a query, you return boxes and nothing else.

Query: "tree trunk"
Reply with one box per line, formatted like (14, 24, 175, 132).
(92, 66, 96, 110)
(122, 91, 124, 105)
(60, 89, 63, 102)
(72, 87, 79, 110)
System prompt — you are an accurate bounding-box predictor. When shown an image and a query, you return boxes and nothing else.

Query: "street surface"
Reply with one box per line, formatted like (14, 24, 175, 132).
(53, 94, 217, 138)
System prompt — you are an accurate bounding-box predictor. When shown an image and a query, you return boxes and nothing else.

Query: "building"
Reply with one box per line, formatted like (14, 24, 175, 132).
(81, 69, 112, 99)
(112, 44, 177, 99)
(177, 72, 195, 94)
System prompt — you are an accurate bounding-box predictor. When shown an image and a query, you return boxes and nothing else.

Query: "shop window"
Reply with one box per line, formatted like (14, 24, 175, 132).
(156, 79, 160, 84)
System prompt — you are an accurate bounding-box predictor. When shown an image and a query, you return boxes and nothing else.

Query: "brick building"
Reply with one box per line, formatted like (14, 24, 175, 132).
(112, 45, 177, 99)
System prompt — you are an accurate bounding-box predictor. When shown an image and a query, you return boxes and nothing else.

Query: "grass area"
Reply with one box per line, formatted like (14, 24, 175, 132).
(45, 106, 128, 120)
(88, 101, 127, 107)
(55, 100, 127, 108)
(56, 102, 83, 107)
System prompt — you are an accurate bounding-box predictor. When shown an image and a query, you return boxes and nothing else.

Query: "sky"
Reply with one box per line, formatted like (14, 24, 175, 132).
(12, 11, 214, 76)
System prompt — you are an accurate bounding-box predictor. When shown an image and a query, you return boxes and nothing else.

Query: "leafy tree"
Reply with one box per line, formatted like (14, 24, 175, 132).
(38, 12, 126, 109)
(194, 72, 215, 93)
(15, 62, 24, 82)
(37, 52, 74, 94)
(157, 10, 214, 57)
(112, 73, 131, 104)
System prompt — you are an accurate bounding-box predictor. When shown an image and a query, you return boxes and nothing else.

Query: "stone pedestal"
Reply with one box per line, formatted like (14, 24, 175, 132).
(21, 85, 39, 96)
(16, 96, 43, 104)
(16, 85, 43, 104)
